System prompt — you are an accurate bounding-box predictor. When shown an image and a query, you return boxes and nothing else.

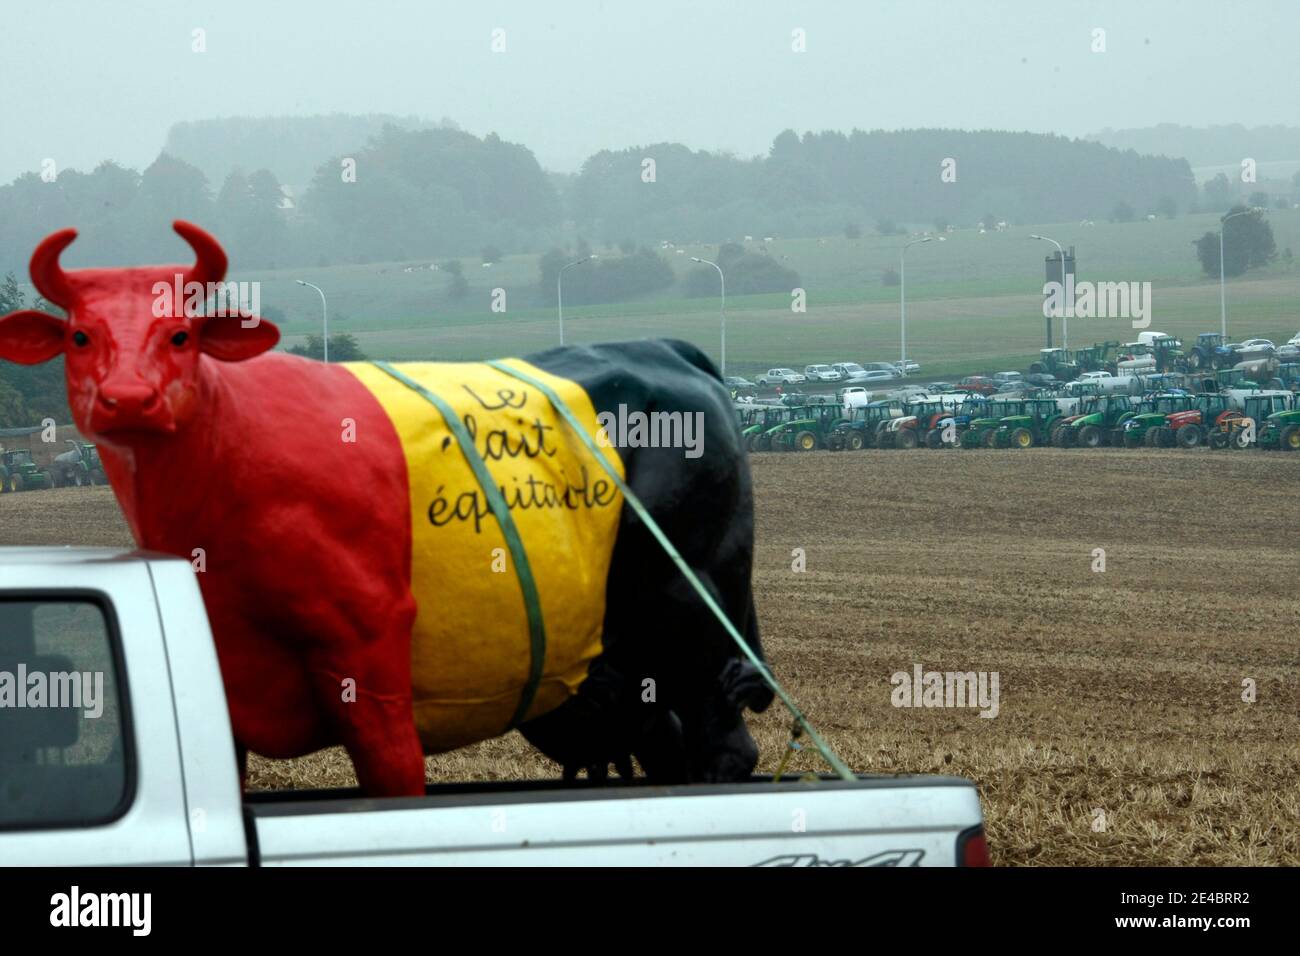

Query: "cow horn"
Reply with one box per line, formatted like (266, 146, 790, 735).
(30, 228, 78, 307)
(174, 220, 227, 287)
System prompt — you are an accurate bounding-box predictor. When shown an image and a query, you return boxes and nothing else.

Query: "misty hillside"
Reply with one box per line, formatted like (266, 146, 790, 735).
(0, 122, 1212, 275)
(1088, 124, 1300, 167)
(163, 113, 460, 195)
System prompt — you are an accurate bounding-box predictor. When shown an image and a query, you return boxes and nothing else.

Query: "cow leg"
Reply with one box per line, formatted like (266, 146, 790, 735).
(654, 582, 772, 784)
(306, 647, 425, 797)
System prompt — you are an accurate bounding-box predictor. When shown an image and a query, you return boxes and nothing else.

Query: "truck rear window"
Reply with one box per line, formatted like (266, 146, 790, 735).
(0, 599, 129, 828)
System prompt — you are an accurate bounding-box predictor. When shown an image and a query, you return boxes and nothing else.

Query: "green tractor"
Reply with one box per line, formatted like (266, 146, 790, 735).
(740, 405, 795, 452)
(1074, 341, 1122, 375)
(1118, 393, 1197, 447)
(1211, 394, 1297, 450)
(0, 449, 53, 492)
(1151, 335, 1186, 372)
(1265, 363, 1300, 393)
(826, 402, 900, 450)
(770, 404, 847, 451)
(51, 440, 107, 487)
(1029, 348, 1080, 381)
(1051, 395, 1135, 448)
(1211, 368, 1255, 391)
(961, 399, 1032, 448)
(1257, 400, 1300, 451)
(987, 398, 1065, 448)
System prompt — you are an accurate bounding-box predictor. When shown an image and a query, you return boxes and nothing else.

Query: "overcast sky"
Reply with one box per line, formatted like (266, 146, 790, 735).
(3, 0, 1297, 183)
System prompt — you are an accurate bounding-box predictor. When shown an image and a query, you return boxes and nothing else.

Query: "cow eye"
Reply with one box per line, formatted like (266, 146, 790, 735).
(72, 331, 89, 347)
(171, 331, 189, 347)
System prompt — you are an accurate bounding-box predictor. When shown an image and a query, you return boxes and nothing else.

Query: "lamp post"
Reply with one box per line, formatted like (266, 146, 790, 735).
(1031, 234, 1067, 350)
(900, 236, 933, 369)
(557, 255, 596, 346)
(691, 257, 726, 376)
(1218, 207, 1261, 339)
(295, 280, 328, 362)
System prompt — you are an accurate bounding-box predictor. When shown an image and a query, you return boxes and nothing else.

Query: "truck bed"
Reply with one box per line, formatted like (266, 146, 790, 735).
(244, 774, 985, 866)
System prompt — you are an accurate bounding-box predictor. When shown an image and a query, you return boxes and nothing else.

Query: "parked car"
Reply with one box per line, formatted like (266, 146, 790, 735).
(723, 376, 757, 391)
(803, 364, 843, 382)
(892, 359, 921, 375)
(1234, 338, 1276, 359)
(863, 362, 905, 378)
(858, 369, 899, 383)
(756, 368, 807, 386)
(993, 371, 1023, 384)
(958, 376, 999, 395)
(0, 548, 990, 866)
(831, 362, 871, 382)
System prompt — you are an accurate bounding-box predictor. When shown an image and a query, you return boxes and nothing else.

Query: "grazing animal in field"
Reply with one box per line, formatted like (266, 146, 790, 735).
(0, 222, 772, 795)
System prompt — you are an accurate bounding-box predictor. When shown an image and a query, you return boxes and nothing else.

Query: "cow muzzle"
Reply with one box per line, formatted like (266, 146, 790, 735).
(90, 381, 173, 434)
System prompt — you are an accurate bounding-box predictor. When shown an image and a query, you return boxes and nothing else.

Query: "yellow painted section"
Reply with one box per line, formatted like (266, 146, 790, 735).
(344, 359, 625, 753)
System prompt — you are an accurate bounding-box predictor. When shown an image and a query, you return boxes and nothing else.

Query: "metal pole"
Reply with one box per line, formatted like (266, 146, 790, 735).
(692, 257, 726, 375)
(899, 237, 932, 371)
(1219, 228, 1226, 339)
(1031, 235, 1066, 350)
(296, 280, 329, 362)
(1211, 208, 1253, 340)
(900, 248, 906, 367)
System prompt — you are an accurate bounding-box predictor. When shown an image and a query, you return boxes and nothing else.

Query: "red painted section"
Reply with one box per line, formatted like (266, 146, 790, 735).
(0, 223, 426, 795)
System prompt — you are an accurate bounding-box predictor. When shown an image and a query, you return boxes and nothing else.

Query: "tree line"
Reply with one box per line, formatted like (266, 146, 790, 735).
(0, 123, 1225, 277)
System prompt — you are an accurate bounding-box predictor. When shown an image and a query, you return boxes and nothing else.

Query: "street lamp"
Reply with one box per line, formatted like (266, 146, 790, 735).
(1218, 207, 1263, 339)
(691, 257, 726, 376)
(900, 237, 933, 369)
(295, 280, 328, 362)
(1031, 234, 1068, 350)
(557, 255, 596, 346)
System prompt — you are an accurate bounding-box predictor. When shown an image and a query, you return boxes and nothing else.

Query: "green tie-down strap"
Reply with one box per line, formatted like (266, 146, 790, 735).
(370, 361, 546, 732)
(485, 359, 855, 782)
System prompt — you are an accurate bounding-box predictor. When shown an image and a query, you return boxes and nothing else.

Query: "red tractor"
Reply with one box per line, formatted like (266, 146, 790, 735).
(1151, 394, 1234, 448)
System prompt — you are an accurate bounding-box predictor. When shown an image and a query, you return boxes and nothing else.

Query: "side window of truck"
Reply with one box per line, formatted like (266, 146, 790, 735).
(0, 599, 130, 828)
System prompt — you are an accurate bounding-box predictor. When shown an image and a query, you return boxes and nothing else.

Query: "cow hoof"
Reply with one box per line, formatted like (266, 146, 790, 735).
(719, 658, 775, 715)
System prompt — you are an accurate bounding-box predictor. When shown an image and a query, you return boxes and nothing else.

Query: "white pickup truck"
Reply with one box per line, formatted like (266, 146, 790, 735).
(0, 548, 988, 867)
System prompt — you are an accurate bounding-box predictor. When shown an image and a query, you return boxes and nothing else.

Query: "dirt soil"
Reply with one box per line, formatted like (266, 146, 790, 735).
(3, 447, 1297, 865)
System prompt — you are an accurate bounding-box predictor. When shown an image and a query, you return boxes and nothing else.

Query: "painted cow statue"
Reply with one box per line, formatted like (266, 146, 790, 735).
(0, 222, 773, 796)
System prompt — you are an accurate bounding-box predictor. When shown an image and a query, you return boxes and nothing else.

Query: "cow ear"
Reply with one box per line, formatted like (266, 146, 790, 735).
(197, 315, 279, 362)
(0, 310, 66, 364)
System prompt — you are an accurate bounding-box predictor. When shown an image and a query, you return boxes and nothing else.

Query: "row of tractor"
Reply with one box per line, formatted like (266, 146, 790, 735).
(736, 389, 1300, 453)
(0, 441, 107, 492)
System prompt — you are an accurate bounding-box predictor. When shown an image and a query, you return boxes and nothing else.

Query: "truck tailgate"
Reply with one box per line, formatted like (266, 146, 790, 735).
(245, 776, 984, 866)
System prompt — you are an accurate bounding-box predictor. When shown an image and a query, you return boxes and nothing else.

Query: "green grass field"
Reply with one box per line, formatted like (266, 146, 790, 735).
(240, 209, 1300, 380)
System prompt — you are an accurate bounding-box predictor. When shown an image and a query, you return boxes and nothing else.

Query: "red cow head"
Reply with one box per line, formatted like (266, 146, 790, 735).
(0, 221, 279, 441)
